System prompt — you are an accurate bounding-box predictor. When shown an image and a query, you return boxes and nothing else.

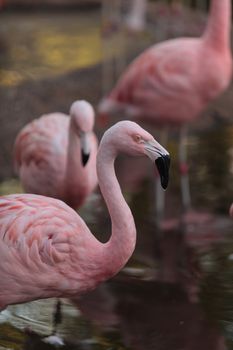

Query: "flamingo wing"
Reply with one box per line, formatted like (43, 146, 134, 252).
(107, 38, 218, 125)
(109, 37, 231, 126)
(14, 113, 69, 198)
(112, 39, 201, 103)
(0, 194, 90, 307)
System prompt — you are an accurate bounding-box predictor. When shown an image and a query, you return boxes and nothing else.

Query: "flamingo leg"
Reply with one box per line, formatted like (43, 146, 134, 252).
(52, 299, 62, 335)
(42, 299, 64, 346)
(101, 0, 123, 96)
(179, 126, 191, 212)
(101, 0, 112, 96)
(112, 0, 126, 78)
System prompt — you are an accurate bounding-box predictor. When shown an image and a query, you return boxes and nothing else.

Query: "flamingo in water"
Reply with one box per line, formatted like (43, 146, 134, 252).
(14, 100, 98, 210)
(0, 121, 170, 328)
(99, 0, 232, 219)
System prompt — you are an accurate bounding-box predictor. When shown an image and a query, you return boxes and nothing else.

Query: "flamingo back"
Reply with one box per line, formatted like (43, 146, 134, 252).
(14, 113, 69, 199)
(101, 38, 232, 126)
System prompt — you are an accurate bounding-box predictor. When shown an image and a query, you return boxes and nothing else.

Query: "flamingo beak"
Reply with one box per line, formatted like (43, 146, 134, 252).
(80, 133, 90, 167)
(144, 140, 170, 190)
(155, 155, 170, 190)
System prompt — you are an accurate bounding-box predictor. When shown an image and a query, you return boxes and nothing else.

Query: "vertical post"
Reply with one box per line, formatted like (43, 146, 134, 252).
(101, 0, 123, 96)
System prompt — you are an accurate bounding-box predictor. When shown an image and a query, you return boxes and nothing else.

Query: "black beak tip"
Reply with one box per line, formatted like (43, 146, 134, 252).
(155, 155, 170, 190)
(82, 152, 90, 167)
(161, 176, 169, 190)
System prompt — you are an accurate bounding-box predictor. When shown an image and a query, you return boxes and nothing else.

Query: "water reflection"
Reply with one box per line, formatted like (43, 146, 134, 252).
(190, 125, 233, 214)
(200, 238, 233, 349)
(74, 223, 230, 350)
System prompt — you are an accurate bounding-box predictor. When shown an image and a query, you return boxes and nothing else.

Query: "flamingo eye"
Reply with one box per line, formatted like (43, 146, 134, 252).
(134, 134, 142, 143)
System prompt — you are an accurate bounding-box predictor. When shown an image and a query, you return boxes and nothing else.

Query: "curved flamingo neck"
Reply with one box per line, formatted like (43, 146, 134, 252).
(203, 0, 231, 52)
(97, 138, 136, 277)
(65, 120, 86, 207)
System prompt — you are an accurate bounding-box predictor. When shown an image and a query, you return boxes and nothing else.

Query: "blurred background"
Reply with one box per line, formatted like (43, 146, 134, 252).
(1, 1, 233, 349)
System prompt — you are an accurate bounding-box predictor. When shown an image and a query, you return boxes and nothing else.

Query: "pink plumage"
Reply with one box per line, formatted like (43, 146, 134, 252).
(14, 100, 98, 209)
(99, 0, 232, 127)
(0, 121, 170, 310)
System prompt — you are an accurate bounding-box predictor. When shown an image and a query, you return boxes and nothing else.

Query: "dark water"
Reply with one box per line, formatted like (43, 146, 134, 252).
(1, 8, 233, 350)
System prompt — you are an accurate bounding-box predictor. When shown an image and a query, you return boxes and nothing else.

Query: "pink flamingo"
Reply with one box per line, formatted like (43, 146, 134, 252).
(0, 121, 170, 313)
(99, 0, 232, 219)
(14, 100, 98, 210)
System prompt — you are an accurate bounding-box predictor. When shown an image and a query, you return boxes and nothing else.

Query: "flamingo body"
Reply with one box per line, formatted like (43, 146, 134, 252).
(99, 0, 232, 127)
(0, 194, 100, 309)
(100, 37, 232, 127)
(0, 121, 170, 311)
(14, 101, 98, 209)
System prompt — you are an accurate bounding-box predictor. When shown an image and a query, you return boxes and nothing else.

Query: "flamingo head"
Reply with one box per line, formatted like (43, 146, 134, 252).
(103, 121, 171, 189)
(70, 100, 95, 166)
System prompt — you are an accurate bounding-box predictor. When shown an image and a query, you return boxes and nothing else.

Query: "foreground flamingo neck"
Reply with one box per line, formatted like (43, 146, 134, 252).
(97, 138, 136, 277)
(204, 0, 231, 51)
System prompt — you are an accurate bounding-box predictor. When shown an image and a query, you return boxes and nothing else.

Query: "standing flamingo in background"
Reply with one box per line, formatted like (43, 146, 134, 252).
(99, 0, 232, 219)
(14, 100, 98, 210)
(0, 121, 170, 317)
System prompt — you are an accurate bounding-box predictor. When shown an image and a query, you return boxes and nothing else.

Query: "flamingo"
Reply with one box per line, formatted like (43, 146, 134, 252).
(99, 0, 232, 219)
(0, 121, 170, 314)
(14, 100, 98, 210)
